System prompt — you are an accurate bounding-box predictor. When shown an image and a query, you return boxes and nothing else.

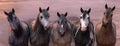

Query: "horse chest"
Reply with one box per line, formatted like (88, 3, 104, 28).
(39, 34, 50, 43)
(51, 32, 72, 46)
(30, 31, 50, 46)
(96, 28, 116, 45)
(9, 31, 29, 46)
(75, 31, 91, 44)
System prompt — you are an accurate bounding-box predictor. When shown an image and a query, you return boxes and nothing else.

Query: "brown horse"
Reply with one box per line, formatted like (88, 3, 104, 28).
(95, 4, 116, 46)
(30, 7, 51, 46)
(50, 12, 75, 46)
(4, 8, 30, 46)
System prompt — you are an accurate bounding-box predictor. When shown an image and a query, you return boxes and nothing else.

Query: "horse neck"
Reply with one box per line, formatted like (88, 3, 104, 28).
(13, 21, 24, 37)
(68, 22, 73, 32)
(64, 22, 73, 36)
(64, 21, 72, 32)
(34, 16, 46, 34)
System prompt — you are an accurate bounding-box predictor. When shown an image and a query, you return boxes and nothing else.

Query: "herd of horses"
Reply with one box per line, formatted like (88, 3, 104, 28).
(4, 4, 116, 46)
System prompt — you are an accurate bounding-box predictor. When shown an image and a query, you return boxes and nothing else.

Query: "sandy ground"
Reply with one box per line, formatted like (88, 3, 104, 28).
(0, 0, 120, 46)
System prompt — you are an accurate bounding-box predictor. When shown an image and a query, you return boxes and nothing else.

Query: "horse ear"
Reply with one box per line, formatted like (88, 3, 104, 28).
(12, 8, 15, 13)
(80, 8, 84, 13)
(88, 8, 91, 13)
(57, 12, 60, 17)
(105, 4, 108, 9)
(65, 12, 67, 17)
(112, 6, 115, 11)
(47, 7, 49, 11)
(4, 11, 9, 16)
(39, 7, 42, 12)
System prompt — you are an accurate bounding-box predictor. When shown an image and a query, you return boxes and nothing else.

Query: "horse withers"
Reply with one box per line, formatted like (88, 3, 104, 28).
(73, 8, 95, 46)
(4, 8, 30, 46)
(30, 7, 51, 46)
(95, 4, 116, 46)
(50, 12, 75, 46)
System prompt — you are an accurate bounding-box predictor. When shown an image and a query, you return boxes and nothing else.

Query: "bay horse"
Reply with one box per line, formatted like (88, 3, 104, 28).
(95, 4, 116, 46)
(30, 7, 51, 46)
(74, 8, 95, 46)
(50, 12, 75, 46)
(4, 8, 30, 46)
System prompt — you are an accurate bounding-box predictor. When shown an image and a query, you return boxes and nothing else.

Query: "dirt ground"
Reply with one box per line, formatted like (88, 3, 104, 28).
(0, 0, 120, 46)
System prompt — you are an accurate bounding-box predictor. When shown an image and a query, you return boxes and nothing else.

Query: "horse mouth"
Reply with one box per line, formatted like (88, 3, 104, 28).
(60, 32, 65, 36)
(44, 26, 50, 30)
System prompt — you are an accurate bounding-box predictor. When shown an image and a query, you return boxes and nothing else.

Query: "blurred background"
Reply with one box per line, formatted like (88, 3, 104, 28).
(0, 0, 119, 46)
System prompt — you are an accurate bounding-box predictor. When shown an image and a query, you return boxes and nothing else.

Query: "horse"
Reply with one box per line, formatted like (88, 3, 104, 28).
(50, 12, 75, 46)
(73, 8, 95, 46)
(4, 8, 30, 46)
(30, 7, 51, 46)
(95, 4, 116, 46)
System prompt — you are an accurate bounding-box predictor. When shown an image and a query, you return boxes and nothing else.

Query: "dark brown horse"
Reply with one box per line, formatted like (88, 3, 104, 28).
(50, 12, 75, 46)
(95, 4, 116, 46)
(4, 8, 30, 46)
(30, 7, 51, 46)
(73, 8, 95, 46)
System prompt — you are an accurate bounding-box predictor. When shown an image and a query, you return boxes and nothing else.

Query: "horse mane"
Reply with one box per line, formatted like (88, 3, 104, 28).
(32, 13, 40, 30)
(33, 13, 45, 33)
(13, 21, 24, 38)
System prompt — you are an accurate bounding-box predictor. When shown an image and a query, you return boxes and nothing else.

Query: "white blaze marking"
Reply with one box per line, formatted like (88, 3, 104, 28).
(41, 18, 49, 27)
(61, 24, 63, 29)
(80, 14, 89, 28)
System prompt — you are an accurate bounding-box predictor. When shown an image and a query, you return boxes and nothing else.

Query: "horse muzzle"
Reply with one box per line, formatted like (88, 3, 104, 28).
(44, 26, 50, 30)
(81, 27, 87, 31)
(102, 21, 108, 27)
(60, 29, 65, 36)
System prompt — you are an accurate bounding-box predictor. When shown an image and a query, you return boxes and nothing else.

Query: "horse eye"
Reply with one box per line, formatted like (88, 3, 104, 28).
(8, 18, 10, 21)
(104, 12, 105, 15)
(88, 17, 90, 19)
(57, 21, 60, 24)
(48, 15, 49, 17)
(80, 17, 82, 18)
(40, 16, 43, 19)
(111, 14, 113, 17)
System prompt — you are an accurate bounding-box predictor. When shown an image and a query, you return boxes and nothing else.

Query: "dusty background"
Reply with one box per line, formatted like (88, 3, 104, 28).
(0, 0, 119, 46)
